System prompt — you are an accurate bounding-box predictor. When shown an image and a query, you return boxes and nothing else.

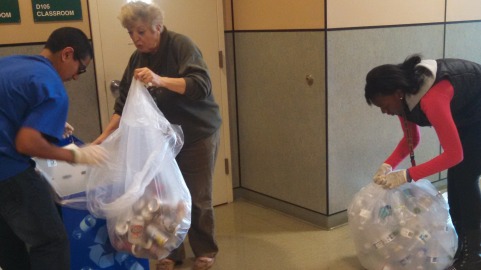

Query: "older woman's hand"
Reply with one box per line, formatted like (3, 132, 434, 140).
(134, 67, 160, 87)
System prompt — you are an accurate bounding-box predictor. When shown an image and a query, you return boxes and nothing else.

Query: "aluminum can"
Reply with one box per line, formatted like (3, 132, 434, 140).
(146, 224, 168, 246)
(128, 216, 145, 244)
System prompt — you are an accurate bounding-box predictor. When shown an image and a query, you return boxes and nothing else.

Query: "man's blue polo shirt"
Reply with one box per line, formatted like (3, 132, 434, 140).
(0, 55, 68, 180)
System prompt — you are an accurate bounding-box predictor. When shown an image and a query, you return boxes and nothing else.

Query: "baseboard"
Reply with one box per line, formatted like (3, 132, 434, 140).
(234, 188, 348, 230)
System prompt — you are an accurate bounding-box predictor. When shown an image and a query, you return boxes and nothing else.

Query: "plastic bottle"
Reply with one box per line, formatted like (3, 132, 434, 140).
(378, 205, 393, 223)
(398, 254, 413, 267)
(416, 230, 431, 244)
(403, 188, 422, 215)
(392, 191, 416, 224)
(359, 208, 372, 225)
(416, 195, 434, 212)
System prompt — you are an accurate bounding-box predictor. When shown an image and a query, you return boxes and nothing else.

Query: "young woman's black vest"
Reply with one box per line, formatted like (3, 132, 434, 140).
(404, 58, 481, 129)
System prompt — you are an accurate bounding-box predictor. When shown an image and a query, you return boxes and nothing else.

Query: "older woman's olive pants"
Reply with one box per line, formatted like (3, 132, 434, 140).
(168, 130, 220, 262)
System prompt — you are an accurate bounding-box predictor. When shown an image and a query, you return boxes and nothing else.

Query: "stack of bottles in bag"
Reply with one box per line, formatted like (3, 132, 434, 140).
(348, 179, 457, 270)
(109, 189, 189, 259)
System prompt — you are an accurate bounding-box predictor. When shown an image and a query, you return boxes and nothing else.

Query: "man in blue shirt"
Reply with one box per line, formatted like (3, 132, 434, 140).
(0, 27, 107, 270)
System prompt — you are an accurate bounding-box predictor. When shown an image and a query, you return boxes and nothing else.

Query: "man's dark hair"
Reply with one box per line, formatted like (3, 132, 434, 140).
(44, 27, 93, 61)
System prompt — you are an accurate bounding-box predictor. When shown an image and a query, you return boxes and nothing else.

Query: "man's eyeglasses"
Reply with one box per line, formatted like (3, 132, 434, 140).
(77, 58, 87, 75)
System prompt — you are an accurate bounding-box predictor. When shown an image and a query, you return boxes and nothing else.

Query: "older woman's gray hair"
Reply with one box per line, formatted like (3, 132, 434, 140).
(118, 1, 164, 31)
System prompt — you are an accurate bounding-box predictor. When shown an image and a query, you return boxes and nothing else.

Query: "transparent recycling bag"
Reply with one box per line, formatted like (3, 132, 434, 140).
(86, 78, 191, 259)
(348, 179, 457, 270)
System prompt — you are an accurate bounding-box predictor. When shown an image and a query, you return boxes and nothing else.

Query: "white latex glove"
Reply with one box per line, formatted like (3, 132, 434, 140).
(382, 170, 408, 189)
(63, 122, 74, 138)
(373, 163, 392, 185)
(71, 144, 108, 165)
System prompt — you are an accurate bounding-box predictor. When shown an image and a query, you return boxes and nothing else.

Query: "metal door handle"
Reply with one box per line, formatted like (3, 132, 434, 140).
(110, 80, 120, 98)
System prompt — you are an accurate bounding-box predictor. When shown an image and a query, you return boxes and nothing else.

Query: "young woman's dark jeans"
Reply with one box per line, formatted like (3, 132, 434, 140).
(0, 167, 70, 270)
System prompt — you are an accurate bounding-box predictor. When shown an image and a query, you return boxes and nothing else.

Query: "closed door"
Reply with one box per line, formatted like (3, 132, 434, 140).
(88, 0, 232, 205)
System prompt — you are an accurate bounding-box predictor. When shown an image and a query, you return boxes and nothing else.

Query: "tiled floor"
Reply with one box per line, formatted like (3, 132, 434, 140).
(150, 199, 363, 270)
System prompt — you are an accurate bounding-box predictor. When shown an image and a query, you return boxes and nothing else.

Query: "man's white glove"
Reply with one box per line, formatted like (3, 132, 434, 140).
(71, 145, 108, 165)
(63, 122, 74, 138)
(373, 163, 392, 185)
(382, 170, 408, 189)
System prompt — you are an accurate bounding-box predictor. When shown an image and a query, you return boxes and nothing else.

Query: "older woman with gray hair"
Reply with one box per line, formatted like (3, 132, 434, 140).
(93, 2, 221, 270)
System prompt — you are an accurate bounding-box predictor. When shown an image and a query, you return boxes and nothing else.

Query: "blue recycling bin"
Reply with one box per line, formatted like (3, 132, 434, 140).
(61, 207, 150, 270)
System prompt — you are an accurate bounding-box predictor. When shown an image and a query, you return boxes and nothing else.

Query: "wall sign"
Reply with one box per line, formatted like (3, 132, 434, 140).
(31, 0, 82, 22)
(0, 0, 20, 24)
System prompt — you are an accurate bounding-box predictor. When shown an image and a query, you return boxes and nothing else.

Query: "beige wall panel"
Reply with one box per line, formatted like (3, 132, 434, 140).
(223, 0, 232, 31)
(446, 0, 481, 21)
(327, 0, 445, 29)
(0, 0, 90, 45)
(233, 0, 324, 30)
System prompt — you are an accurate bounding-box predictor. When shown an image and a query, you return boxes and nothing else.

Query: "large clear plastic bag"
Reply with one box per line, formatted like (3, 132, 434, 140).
(348, 179, 457, 270)
(86, 78, 191, 259)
